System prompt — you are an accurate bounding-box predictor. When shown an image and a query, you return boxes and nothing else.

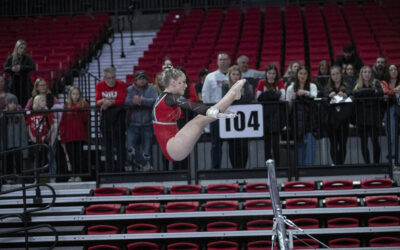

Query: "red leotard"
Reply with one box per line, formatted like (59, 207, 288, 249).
(152, 92, 209, 161)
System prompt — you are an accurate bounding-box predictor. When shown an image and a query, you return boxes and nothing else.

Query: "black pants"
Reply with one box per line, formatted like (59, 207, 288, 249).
(66, 141, 87, 174)
(227, 138, 248, 168)
(328, 123, 349, 165)
(264, 130, 280, 167)
(358, 125, 381, 164)
(5, 149, 23, 176)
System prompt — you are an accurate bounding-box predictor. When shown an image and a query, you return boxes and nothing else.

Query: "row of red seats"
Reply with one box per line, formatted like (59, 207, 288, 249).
(86, 216, 400, 235)
(93, 178, 394, 196)
(85, 195, 399, 214)
(88, 236, 400, 250)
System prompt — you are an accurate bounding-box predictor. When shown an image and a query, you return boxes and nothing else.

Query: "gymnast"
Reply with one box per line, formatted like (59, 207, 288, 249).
(152, 67, 245, 162)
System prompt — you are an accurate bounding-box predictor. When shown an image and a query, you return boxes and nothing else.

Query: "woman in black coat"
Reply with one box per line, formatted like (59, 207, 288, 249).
(352, 66, 384, 164)
(3, 40, 35, 107)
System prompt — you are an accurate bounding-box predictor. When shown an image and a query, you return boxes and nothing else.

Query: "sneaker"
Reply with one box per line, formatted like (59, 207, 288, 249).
(68, 177, 75, 182)
(74, 177, 82, 182)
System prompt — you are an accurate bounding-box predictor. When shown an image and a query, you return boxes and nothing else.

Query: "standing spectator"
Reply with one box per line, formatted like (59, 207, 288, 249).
(286, 66, 318, 166)
(0, 76, 8, 111)
(25, 78, 60, 110)
(195, 69, 209, 102)
(125, 70, 158, 171)
(59, 86, 89, 182)
(283, 61, 301, 87)
(237, 55, 265, 79)
(372, 56, 387, 81)
(153, 72, 164, 94)
(0, 94, 28, 182)
(95, 67, 127, 172)
(353, 66, 384, 164)
(26, 95, 55, 181)
(381, 64, 400, 164)
(256, 64, 286, 167)
(313, 60, 330, 97)
(222, 65, 253, 168)
(344, 63, 358, 91)
(326, 66, 352, 165)
(202, 52, 230, 169)
(3, 40, 35, 107)
(334, 44, 363, 74)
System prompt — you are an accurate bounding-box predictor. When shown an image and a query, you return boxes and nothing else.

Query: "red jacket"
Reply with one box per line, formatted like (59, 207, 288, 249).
(95, 79, 127, 106)
(59, 102, 89, 144)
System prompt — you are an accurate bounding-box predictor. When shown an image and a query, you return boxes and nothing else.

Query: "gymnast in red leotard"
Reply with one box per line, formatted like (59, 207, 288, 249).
(152, 67, 245, 162)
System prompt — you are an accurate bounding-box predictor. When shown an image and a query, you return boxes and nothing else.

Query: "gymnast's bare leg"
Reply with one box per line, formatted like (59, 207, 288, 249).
(167, 79, 245, 161)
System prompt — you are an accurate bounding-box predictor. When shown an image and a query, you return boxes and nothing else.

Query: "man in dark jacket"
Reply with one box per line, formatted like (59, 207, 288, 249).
(372, 56, 387, 81)
(334, 44, 363, 74)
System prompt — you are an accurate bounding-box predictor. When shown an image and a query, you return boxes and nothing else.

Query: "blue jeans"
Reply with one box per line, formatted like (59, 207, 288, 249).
(210, 121, 222, 169)
(297, 132, 315, 166)
(388, 106, 396, 157)
(126, 125, 153, 166)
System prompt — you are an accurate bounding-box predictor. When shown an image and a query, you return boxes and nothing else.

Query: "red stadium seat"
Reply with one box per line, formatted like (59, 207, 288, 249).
(207, 241, 239, 250)
(170, 185, 202, 194)
(360, 178, 393, 188)
(88, 245, 120, 250)
(325, 196, 358, 208)
(168, 242, 199, 250)
(86, 204, 121, 215)
(327, 217, 359, 228)
(125, 203, 160, 213)
(246, 183, 269, 192)
(126, 223, 159, 234)
(369, 236, 400, 247)
(93, 187, 128, 196)
(247, 240, 277, 250)
(87, 225, 119, 235)
(365, 195, 399, 206)
(293, 239, 319, 249)
(131, 186, 164, 195)
(322, 180, 353, 190)
(328, 238, 360, 248)
(127, 242, 159, 250)
(246, 219, 274, 230)
(207, 184, 238, 193)
(289, 218, 319, 229)
(206, 221, 238, 231)
(368, 216, 400, 227)
(205, 200, 238, 211)
(165, 202, 199, 212)
(167, 222, 198, 232)
(283, 181, 315, 191)
(285, 198, 318, 209)
(245, 199, 272, 210)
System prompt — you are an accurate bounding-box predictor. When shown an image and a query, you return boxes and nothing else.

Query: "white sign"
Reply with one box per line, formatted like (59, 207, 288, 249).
(219, 104, 264, 138)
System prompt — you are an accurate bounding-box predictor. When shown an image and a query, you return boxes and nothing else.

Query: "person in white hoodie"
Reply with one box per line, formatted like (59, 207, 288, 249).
(202, 52, 230, 169)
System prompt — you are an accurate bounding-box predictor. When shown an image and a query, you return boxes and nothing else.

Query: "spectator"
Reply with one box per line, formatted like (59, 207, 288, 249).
(256, 64, 286, 167)
(125, 70, 158, 171)
(222, 65, 253, 168)
(25, 78, 60, 110)
(372, 56, 387, 81)
(0, 94, 28, 183)
(334, 44, 363, 74)
(0, 76, 7, 111)
(283, 61, 301, 87)
(326, 66, 352, 165)
(237, 55, 265, 79)
(95, 67, 127, 172)
(286, 66, 317, 166)
(381, 64, 400, 164)
(26, 95, 55, 182)
(202, 52, 231, 169)
(59, 86, 89, 182)
(3, 40, 35, 107)
(195, 69, 209, 102)
(313, 60, 330, 97)
(352, 66, 384, 164)
(153, 72, 164, 94)
(344, 63, 358, 91)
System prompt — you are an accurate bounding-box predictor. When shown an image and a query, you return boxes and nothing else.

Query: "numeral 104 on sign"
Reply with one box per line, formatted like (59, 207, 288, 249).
(219, 104, 264, 139)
